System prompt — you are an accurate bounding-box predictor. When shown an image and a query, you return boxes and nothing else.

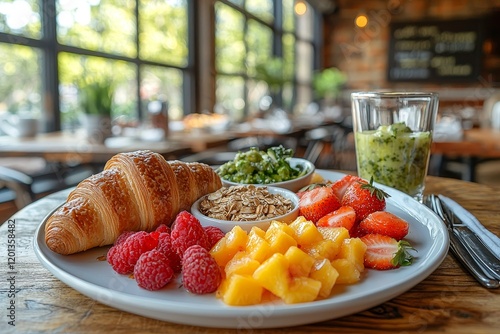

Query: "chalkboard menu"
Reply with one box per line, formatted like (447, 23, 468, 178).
(388, 18, 484, 82)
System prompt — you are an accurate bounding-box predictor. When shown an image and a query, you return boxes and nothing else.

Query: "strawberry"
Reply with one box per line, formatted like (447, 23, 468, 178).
(358, 211, 409, 240)
(330, 175, 363, 200)
(296, 182, 331, 199)
(360, 234, 415, 270)
(298, 186, 341, 223)
(341, 177, 389, 222)
(316, 205, 357, 232)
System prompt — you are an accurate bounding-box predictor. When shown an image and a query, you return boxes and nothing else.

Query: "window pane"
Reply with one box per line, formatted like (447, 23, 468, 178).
(0, 43, 42, 125)
(283, 33, 295, 81)
(246, 19, 272, 77)
(58, 52, 137, 130)
(246, 78, 268, 116)
(296, 40, 313, 83)
(141, 65, 184, 121)
(139, 0, 188, 67)
(246, 0, 273, 23)
(215, 3, 245, 74)
(0, 0, 41, 39)
(282, 0, 295, 32)
(296, 3, 314, 40)
(56, 0, 136, 58)
(216, 76, 245, 121)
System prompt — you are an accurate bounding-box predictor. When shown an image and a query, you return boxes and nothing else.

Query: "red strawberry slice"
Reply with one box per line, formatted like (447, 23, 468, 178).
(298, 186, 341, 223)
(330, 175, 363, 200)
(316, 205, 357, 232)
(341, 177, 389, 222)
(358, 211, 409, 240)
(360, 234, 415, 270)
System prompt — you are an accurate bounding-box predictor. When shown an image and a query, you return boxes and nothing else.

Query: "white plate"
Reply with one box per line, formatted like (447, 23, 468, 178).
(33, 170, 449, 329)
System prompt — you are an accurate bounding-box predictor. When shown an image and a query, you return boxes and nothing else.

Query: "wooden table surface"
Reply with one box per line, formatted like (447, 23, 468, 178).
(0, 130, 233, 164)
(1, 175, 499, 333)
(432, 128, 500, 158)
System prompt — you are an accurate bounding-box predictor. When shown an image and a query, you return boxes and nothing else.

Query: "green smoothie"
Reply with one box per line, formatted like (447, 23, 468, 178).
(354, 123, 432, 197)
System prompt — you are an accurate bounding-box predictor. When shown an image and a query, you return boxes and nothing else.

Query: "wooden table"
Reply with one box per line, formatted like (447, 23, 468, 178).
(0, 175, 499, 333)
(0, 130, 234, 165)
(431, 128, 500, 181)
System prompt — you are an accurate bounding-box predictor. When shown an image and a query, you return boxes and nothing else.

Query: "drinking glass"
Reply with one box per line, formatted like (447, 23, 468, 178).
(351, 92, 439, 202)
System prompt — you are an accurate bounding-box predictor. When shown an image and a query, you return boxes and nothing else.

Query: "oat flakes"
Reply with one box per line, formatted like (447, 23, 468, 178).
(199, 185, 294, 221)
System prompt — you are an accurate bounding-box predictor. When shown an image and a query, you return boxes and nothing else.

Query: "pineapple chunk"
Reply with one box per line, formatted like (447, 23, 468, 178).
(309, 259, 339, 298)
(289, 217, 323, 247)
(246, 228, 272, 263)
(253, 253, 290, 299)
(338, 237, 367, 273)
(331, 258, 361, 284)
(285, 246, 315, 277)
(282, 277, 322, 304)
(225, 252, 261, 276)
(218, 274, 264, 306)
(210, 225, 248, 267)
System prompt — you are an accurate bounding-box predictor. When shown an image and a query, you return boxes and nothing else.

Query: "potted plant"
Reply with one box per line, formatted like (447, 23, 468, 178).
(79, 80, 114, 144)
(313, 67, 347, 105)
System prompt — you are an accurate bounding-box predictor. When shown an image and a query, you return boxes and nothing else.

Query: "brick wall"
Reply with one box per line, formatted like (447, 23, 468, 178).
(325, 0, 500, 91)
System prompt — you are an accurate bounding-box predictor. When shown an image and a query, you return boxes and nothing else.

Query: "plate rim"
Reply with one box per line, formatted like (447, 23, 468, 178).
(33, 170, 450, 329)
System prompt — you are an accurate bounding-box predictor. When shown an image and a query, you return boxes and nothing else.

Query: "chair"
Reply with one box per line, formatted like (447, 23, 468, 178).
(0, 158, 94, 210)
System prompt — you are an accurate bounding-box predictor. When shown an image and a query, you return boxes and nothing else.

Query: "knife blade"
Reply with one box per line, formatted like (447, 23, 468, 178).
(439, 197, 500, 280)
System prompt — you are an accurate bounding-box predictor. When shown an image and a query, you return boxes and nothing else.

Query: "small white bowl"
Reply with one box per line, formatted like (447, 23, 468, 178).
(191, 186, 299, 233)
(219, 157, 315, 193)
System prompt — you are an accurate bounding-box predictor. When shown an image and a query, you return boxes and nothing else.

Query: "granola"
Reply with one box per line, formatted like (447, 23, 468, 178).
(199, 185, 294, 221)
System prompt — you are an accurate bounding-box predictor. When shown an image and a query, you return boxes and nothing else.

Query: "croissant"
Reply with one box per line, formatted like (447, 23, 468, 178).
(44, 150, 222, 255)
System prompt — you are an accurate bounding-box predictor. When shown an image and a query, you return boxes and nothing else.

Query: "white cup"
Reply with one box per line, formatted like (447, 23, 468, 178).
(1, 115, 39, 137)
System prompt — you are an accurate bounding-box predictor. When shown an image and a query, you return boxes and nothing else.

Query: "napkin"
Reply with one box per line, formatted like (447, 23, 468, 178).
(439, 195, 500, 259)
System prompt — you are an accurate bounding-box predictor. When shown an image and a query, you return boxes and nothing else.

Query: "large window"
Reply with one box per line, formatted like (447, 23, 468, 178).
(0, 0, 319, 132)
(214, 0, 319, 121)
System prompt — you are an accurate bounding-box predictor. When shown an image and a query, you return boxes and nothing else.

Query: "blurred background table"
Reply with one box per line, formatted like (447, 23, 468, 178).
(0, 175, 498, 334)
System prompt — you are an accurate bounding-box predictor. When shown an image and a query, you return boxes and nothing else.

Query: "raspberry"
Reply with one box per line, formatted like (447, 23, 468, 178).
(134, 249, 174, 291)
(155, 224, 171, 234)
(204, 226, 225, 249)
(182, 245, 221, 294)
(107, 231, 158, 274)
(156, 232, 182, 272)
(114, 230, 136, 245)
(171, 211, 210, 257)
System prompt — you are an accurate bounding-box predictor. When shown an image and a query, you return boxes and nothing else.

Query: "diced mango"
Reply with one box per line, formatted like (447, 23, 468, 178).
(265, 220, 296, 238)
(331, 258, 361, 284)
(304, 239, 340, 261)
(318, 226, 349, 244)
(289, 217, 323, 247)
(250, 226, 266, 238)
(266, 227, 297, 254)
(285, 246, 315, 277)
(309, 259, 339, 298)
(253, 253, 290, 299)
(282, 277, 321, 304)
(225, 252, 261, 277)
(218, 274, 263, 306)
(210, 225, 248, 267)
(246, 228, 272, 263)
(338, 237, 367, 273)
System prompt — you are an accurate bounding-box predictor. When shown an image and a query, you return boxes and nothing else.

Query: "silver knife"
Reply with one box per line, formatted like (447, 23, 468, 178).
(425, 195, 499, 288)
(439, 197, 500, 280)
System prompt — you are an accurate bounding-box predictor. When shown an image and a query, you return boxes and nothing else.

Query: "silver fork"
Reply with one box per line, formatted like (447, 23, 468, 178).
(424, 194, 499, 289)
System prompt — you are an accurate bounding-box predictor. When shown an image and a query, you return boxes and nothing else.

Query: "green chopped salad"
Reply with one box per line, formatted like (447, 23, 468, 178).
(217, 146, 309, 184)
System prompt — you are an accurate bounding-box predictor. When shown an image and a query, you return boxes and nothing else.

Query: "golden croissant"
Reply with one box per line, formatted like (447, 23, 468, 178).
(45, 150, 222, 255)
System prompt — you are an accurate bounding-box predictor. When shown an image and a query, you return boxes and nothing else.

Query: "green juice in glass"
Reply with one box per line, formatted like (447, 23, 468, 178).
(354, 123, 432, 198)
